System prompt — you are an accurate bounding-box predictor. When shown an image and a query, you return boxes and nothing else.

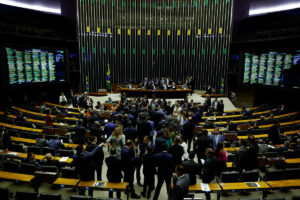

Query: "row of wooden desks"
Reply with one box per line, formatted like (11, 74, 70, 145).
(1, 151, 73, 164)
(11, 136, 84, 149)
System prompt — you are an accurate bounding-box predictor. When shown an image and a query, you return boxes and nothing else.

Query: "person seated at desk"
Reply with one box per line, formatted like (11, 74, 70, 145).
(45, 110, 53, 126)
(16, 112, 26, 122)
(95, 101, 103, 110)
(275, 140, 291, 154)
(154, 77, 160, 87)
(143, 77, 149, 88)
(166, 77, 173, 89)
(160, 77, 165, 86)
(150, 81, 156, 90)
(42, 153, 61, 170)
(48, 135, 65, 154)
(36, 133, 48, 148)
(137, 82, 143, 89)
(171, 82, 176, 90)
(23, 151, 41, 170)
(127, 82, 133, 89)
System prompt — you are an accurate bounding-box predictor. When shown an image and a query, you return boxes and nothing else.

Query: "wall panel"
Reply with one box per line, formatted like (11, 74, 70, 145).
(77, 0, 233, 92)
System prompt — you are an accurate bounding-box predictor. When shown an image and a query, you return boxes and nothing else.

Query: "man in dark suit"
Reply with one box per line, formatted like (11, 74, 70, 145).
(206, 85, 212, 95)
(42, 153, 61, 170)
(86, 136, 104, 181)
(183, 117, 195, 152)
(210, 128, 225, 148)
(123, 120, 137, 140)
(137, 114, 152, 143)
(73, 119, 86, 144)
(141, 145, 156, 199)
(183, 152, 201, 185)
(36, 133, 48, 148)
(202, 148, 218, 200)
(234, 139, 249, 172)
(153, 143, 174, 200)
(0, 128, 11, 152)
(212, 98, 220, 111)
(121, 140, 140, 199)
(194, 130, 212, 164)
(105, 147, 123, 199)
(205, 96, 211, 108)
(48, 135, 65, 154)
(73, 144, 103, 196)
(171, 165, 190, 200)
(268, 121, 281, 145)
(155, 136, 165, 153)
(168, 136, 184, 166)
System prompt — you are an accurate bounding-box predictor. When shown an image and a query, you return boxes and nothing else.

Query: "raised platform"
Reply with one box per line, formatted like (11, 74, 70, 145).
(120, 88, 192, 98)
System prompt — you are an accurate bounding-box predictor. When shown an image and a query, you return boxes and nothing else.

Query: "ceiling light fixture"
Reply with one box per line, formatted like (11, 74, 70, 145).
(249, 2, 300, 16)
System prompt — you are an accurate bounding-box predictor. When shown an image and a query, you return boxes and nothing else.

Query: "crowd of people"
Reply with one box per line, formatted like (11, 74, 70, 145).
(2, 88, 299, 200)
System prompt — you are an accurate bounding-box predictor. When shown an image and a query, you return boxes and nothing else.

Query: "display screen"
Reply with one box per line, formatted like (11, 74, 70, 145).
(6, 47, 66, 85)
(243, 51, 300, 88)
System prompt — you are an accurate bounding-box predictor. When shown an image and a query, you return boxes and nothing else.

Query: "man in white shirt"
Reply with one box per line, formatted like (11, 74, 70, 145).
(59, 92, 67, 105)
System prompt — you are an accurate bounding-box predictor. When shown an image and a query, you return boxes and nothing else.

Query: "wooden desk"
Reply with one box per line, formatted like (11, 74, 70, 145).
(11, 136, 85, 149)
(78, 181, 129, 200)
(221, 182, 270, 190)
(3, 151, 73, 164)
(266, 179, 300, 188)
(13, 106, 78, 121)
(53, 178, 80, 187)
(44, 102, 80, 111)
(285, 158, 300, 164)
(120, 88, 192, 98)
(188, 183, 222, 192)
(0, 122, 43, 133)
(0, 171, 34, 182)
(224, 147, 239, 152)
(200, 93, 224, 98)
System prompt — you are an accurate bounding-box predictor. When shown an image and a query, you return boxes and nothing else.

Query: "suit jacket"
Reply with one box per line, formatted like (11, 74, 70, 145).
(154, 151, 174, 178)
(36, 138, 48, 148)
(202, 157, 218, 183)
(210, 134, 225, 148)
(1, 132, 12, 149)
(247, 143, 259, 170)
(171, 174, 190, 200)
(105, 155, 123, 182)
(86, 143, 104, 166)
(143, 152, 156, 176)
(234, 146, 249, 172)
(168, 144, 184, 166)
(121, 146, 136, 182)
(104, 122, 116, 138)
(48, 139, 64, 153)
(73, 146, 101, 181)
(137, 120, 152, 142)
(183, 159, 201, 185)
(194, 136, 212, 159)
(268, 125, 280, 145)
(74, 125, 86, 144)
(123, 126, 137, 140)
(183, 120, 195, 139)
(155, 136, 165, 153)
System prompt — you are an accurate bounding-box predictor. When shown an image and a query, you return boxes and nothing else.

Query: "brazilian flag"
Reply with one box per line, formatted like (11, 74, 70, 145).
(220, 78, 224, 94)
(106, 64, 111, 92)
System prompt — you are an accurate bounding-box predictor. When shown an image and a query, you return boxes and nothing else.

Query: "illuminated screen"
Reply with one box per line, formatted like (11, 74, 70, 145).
(6, 47, 66, 85)
(243, 51, 300, 88)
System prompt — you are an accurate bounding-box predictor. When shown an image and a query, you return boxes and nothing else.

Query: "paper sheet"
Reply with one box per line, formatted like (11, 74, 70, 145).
(7, 152, 18, 156)
(201, 183, 210, 192)
(60, 157, 69, 162)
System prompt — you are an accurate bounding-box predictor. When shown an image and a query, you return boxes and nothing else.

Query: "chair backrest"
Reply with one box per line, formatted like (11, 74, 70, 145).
(221, 171, 240, 183)
(9, 144, 24, 152)
(3, 160, 19, 173)
(61, 167, 78, 179)
(42, 147, 56, 155)
(15, 191, 37, 200)
(20, 162, 36, 175)
(0, 188, 9, 200)
(241, 170, 259, 182)
(40, 193, 61, 200)
(69, 195, 93, 200)
(284, 168, 300, 180)
(265, 169, 284, 181)
(59, 150, 74, 157)
(282, 151, 298, 158)
(27, 146, 42, 154)
(41, 165, 58, 173)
